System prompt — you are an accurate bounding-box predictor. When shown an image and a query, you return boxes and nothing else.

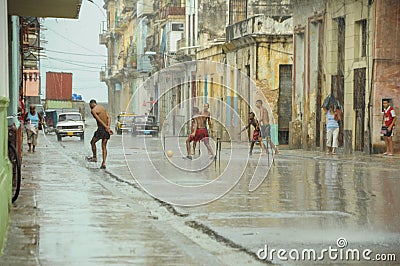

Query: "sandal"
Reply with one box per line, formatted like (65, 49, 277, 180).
(100, 165, 106, 169)
(86, 156, 97, 162)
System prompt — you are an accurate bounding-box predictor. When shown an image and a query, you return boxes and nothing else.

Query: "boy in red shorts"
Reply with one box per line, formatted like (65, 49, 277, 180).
(186, 107, 214, 159)
(239, 112, 267, 156)
(382, 99, 397, 156)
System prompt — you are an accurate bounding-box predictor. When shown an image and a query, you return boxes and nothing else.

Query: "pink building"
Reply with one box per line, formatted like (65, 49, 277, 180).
(23, 69, 40, 97)
(372, 0, 400, 152)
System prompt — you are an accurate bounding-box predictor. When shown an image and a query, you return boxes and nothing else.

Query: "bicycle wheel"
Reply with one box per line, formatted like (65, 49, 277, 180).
(8, 142, 21, 203)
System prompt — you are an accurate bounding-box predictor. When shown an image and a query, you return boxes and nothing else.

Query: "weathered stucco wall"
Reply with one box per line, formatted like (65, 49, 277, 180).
(372, 0, 400, 152)
(198, 0, 227, 41)
(0, 97, 11, 254)
(256, 36, 293, 124)
(292, 0, 377, 152)
(247, 0, 293, 19)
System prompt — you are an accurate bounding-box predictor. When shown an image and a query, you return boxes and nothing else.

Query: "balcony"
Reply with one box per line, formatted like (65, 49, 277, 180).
(226, 15, 293, 42)
(161, 6, 185, 20)
(99, 32, 107, 45)
(102, 65, 123, 81)
(122, 0, 135, 14)
(8, 0, 82, 19)
(137, 0, 153, 17)
(100, 70, 106, 82)
(123, 67, 138, 78)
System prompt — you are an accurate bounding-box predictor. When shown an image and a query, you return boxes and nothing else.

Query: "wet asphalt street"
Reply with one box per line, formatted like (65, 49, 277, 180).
(1, 119, 399, 265)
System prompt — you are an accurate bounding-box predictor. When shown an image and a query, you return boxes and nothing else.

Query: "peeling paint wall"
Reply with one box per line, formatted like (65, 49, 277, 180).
(326, 0, 373, 153)
(198, 0, 227, 40)
(196, 13, 294, 142)
(292, 0, 327, 150)
(255, 37, 293, 124)
(371, 0, 400, 153)
(292, 0, 377, 153)
(248, 0, 293, 19)
(227, 15, 293, 42)
(196, 34, 293, 141)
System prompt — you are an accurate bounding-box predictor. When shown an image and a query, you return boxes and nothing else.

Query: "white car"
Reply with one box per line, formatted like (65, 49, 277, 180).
(55, 112, 85, 141)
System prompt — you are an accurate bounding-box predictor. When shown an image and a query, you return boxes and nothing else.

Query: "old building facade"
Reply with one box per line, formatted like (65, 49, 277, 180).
(370, 0, 400, 153)
(291, 0, 399, 153)
(1, 0, 82, 251)
(197, 15, 293, 142)
(100, 0, 398, 152)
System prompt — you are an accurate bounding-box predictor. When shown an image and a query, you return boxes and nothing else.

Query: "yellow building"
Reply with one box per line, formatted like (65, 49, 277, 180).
(197, 15, 294, 143)
(101, 0, 140, 117)
(291, 0, 399, 153)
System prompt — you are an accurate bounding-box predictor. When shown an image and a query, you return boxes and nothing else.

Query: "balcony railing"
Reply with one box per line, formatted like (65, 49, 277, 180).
(99, 32, 107, 45)
(100, 70, 106, 82)
(226, 15, 293, 42)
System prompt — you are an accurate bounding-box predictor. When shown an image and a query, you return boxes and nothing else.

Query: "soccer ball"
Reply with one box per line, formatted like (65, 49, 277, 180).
(166, 150, 173, 157)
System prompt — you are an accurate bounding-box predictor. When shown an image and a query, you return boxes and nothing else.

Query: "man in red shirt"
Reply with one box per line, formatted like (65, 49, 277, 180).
(382, 99, 397, 156)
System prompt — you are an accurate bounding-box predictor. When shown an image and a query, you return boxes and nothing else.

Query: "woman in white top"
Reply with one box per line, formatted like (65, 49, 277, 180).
(326, 106, 340, 155)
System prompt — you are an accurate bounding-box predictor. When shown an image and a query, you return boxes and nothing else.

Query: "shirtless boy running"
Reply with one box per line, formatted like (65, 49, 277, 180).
(193, 103, 213, 154)
(86, 99, 113, 169)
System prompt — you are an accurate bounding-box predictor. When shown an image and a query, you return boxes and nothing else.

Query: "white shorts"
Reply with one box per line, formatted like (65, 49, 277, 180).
(326, 128, 339, 148)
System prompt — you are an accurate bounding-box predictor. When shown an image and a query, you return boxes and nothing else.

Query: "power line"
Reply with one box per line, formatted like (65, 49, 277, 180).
(46, 56, 104, 66)
(87, 0, 107, 18)
(73, 86, 107, 90)
(45, 57, 103, 69)
(41, 65, 102, 73)
(45, 49, 107, 57)
(45, 26, 105, 56)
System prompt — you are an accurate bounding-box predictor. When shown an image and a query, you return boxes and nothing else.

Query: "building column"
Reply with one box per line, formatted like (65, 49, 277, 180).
(8, 16, 20, 125)
(0, 0, 11, 252)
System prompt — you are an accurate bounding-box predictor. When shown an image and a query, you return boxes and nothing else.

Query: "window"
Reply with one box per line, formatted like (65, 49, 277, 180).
(59, 114, 82, 121)
(361, 20, 367, 57)
(355, 19, 367, 59)
(188, 15, 191, 46)
(177, 85, 182, 107)
(192, 14, 196, 45)
(172, 23, 184, 31)
(229, 0, 247, 25)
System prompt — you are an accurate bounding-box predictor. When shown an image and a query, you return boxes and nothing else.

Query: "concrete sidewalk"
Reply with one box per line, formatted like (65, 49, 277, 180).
(0, 135, 261, 266)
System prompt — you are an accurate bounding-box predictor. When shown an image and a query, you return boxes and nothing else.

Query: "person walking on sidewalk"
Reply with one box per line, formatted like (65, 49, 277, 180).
(25, 104, 42, 152)
(382, 99, 397, 156)
(86, 99, 113, 169)
(326, 105, 341, 155)
(256, 100, 278, 154)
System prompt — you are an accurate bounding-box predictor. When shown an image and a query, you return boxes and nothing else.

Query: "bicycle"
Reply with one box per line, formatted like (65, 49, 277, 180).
(7, 114, 22, 203)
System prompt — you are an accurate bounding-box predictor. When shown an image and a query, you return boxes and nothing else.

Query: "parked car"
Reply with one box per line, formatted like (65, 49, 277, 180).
(115, 113, 135, 134)
(131, 115, 159, 137)
(55, 112, 85, 141)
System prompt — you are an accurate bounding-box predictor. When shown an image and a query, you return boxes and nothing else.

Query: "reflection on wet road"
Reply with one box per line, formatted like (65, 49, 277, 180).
(3, 119, 398, 265)
(119, 128, 400, 263)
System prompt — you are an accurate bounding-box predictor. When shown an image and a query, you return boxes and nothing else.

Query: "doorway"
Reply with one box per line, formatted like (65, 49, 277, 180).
(278, 65, 293, 144)
(354, 68, 366, 151)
